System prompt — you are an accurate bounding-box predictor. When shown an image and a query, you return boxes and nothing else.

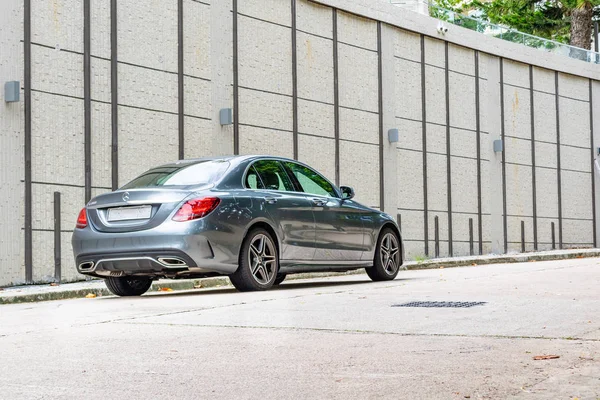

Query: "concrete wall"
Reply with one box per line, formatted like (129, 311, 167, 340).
(0, 0, 599, 286)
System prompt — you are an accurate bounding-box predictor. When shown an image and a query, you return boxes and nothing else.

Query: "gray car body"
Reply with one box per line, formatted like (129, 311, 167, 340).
(72, 155, 404, 279)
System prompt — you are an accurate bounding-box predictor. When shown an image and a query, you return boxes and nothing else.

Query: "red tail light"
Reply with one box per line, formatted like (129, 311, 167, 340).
(76, 208, 88, 229)
(173, 197, 221, 222)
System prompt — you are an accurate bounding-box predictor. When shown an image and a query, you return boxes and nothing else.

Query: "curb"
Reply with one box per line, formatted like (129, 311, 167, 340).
(1, 249, 599, 305)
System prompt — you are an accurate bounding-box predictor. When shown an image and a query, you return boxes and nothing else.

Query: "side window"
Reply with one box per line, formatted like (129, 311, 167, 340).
(244, 166, 264, 189)
(252, 160, 295, 191)
(284, 162, 337, 197)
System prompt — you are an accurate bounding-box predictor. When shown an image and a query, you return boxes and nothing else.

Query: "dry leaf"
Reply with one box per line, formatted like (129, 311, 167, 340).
(533, 355, 560, 360)
(158, 287, 173, 292)
(471, 263, 477, 266)
(49, 282, 59, 286)
(576, 255, 584, 258)
(85, 293, 97, 298)
(439, 266, 445, 269)
(193, 284, 202, 289)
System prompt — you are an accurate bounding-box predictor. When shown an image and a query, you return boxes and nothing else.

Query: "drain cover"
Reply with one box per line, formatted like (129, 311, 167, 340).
(392, 301, 487, 308)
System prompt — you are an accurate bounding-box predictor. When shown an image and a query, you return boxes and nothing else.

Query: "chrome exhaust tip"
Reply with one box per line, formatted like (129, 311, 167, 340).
(79, 261, 94, 271)
(158, 257, 188, 268)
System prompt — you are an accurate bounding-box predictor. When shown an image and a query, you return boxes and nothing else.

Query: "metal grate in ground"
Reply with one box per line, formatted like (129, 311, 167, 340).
(391, 301, 487, 308)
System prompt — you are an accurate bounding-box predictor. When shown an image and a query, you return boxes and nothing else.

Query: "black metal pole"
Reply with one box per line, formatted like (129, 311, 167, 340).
(551, 222, 556, 250)
(521, 220, 525, 253)
(469, 218, 474, 256)
(434, 215, 440, 258)
(54, 192, 61, 283)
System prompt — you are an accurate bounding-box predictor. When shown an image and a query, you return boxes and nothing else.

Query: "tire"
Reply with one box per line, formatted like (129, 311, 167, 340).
(230, 228, 279, 292)
(273, 274, 286, 285)
(105, 276, 153, 296)
(366, 227, 401, 282)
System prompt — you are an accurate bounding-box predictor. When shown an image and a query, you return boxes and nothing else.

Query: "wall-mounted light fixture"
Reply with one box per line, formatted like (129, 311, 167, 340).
(388, 128, 399, 143)
(4, 81, 20, 103)
(219, 108, 233, 126)
(493, 139, 503, 153)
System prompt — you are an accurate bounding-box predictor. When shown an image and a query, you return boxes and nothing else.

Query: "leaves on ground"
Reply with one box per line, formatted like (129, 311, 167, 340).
(85, 293, 96, 298)
(49, 282, 59, 286)
(158, 287, 173, 292)
(533, 355, 560, 360)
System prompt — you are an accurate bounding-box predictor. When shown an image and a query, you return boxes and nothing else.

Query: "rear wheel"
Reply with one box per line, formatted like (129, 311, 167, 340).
(366, 228, 401, 281)
(105, 276, 152, 296)
(230, 228, 278, 292)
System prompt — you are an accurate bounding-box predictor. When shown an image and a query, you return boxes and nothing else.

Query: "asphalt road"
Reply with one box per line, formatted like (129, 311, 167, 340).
(1, 258, 599, 399)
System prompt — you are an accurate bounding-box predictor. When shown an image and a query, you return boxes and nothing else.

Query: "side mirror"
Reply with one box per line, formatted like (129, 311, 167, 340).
(340, 186, 355, 200)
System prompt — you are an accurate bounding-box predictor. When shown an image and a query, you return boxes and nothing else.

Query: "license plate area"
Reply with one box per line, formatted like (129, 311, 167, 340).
(107, 205, 152, 222)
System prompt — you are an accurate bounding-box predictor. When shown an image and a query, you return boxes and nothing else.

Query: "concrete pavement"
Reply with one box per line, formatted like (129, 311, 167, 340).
(1, 257, 599, 399)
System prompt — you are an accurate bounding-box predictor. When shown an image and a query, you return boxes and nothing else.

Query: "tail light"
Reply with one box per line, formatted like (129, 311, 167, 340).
(76, 208, 88, 229)
(173, 197, 220, 222)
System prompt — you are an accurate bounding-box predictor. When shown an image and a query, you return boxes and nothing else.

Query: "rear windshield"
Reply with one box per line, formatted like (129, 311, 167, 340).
(121, 160, 230, 189)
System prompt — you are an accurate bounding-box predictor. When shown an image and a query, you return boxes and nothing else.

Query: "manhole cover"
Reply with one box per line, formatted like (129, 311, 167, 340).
(392, 301, 487, 308)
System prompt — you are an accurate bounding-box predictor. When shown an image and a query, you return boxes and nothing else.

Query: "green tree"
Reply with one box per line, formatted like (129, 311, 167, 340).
(433, 0, 600, 50)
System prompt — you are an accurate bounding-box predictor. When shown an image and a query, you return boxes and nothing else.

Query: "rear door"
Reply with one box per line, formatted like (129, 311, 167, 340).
(283, 162, 365, 261)
(249, 160, 316, 261)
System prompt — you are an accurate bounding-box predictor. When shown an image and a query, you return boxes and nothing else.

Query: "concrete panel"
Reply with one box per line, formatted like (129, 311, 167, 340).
(32, 231, 55, 283)
(561, 170, 592, 220)
(560, 146, 591, 173)
(297, 32, 334, 104)
(535, 167, 559, 218)
(339, 108, 378, 144)
(91, 57, 111, 103)
(32, 184, 84, 231)
(397, 149, 424, 210)
(31, 45, 83, 98)
(184, 0, 211, 79)
(425, 65, 446, 126)
(298, 134, 336, 182)
(394, 28, 420, 62)
(118, 64, 178, 113)
(118, 106, 178, 184)
(398, 209, 424, 242)
(481, 213, 492, 242)
(562, 219, 594, 245)
(449, 128, 476, 159)
(31, 0, 83, 52)
(298, 99, 335, 138)
(532, 66, 555, 94)
(452, 213, 479, 244)
(297, 0, 333, 39)
(428, 210, 449, 241)
(505, 137, 532, 165)
(427, 240, 449, 258)
(452, 241, 473, 257)
(60, 230, 79, 282)
(558, 73, 589, 101)
(502, 59, 530, 88)
(559, 97, 590, 148)
(480, 160, 491, 215)
(448, 44, 474, 76)
(503, 85, 531, 140)
(478, 53, 496, 81)
(184, 76, 212, 119)
(239, 88, 293, 132)
(338, 43, 378, 112)
(396, 118, 422, 151)
(238, 16, 292, 95)
(118, 0, 178, 72)
(426, 153, 448, 212)
(239, 0, 291, 27)
(533, 91, 557, 143)
(479, 78, 489, 134)
(424, 37, 445, 68)
(337, 11, 377, 50)
(534, 141, 557, 169)
(91, 102, 112, 189)
(506, 216, 534, 250)
(505, 163, 533, 216)
(404, 240, 427, 260)
(450, 157, 478, 213)
(91, 0, 111, 59)
(395, 57, 422, 121)
(339, 140, 379, 207)
(239, 126, 294, 159)
(31, 92, 84, 185)
(537, 217, 559, 249)
(449, 72, 476, 131)
(426, 123, 446, 155)
(184, 117, 215, 160)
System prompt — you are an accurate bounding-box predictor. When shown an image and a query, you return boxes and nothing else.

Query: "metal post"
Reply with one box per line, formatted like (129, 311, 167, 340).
(469, 218, 474, 256)
(54, 192, 61, 283)
(434, 215, 440, 258)
(551, 222, 556, 250)
(594, 21, 599, 53)
(396, 213, 402, 233)
(521, 220, 525, 253)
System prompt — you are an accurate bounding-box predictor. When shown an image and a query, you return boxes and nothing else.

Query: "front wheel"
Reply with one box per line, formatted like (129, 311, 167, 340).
(105, 276, 152, 296)
(366, 228, 401, 282)
(229, 228, 279, 292)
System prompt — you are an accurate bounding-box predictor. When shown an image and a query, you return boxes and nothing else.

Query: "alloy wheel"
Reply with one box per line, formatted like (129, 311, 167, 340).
(379, 232, 400, 275)
(248, 233, 277, 285)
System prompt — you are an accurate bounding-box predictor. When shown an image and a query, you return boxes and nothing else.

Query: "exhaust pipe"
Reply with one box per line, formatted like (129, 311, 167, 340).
(158, 257, 188, 268)
(79, 261, 94, 271)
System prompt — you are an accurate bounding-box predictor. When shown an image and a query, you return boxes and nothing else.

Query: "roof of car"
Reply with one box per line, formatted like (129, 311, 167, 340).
(165, 155, 297, 167)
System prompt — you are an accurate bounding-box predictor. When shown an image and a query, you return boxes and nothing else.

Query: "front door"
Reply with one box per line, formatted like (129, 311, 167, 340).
(283, 162, 365, 261)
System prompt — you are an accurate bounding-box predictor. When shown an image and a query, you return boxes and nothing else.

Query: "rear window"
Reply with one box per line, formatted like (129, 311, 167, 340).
(121, 160, 230, 189)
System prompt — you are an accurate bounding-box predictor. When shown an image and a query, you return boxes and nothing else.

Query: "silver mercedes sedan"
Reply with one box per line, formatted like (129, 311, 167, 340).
(72, 155, 404, 296)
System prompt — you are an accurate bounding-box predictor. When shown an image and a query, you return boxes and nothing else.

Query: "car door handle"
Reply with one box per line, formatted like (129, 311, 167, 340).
(264, 197, 277, 204)
(311, 198, 327, 207)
